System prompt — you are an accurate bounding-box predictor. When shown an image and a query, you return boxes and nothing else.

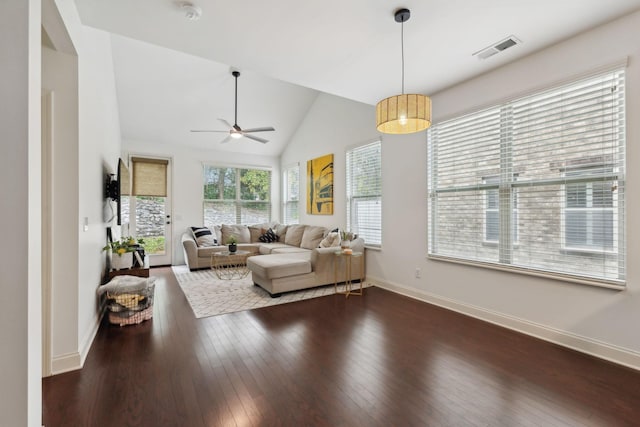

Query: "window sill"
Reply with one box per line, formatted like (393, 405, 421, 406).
(427, 254, 625, 290)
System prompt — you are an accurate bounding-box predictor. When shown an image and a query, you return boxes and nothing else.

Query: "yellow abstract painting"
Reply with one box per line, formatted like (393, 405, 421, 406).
(307, 153, 334, 215)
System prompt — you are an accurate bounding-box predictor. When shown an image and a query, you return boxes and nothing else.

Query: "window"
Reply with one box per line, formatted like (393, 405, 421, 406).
(203, 165, 271, 225)
(346, 140, 382, 247)
(564, 166, 615, 251)
(283, 163, 300, 224)
(484, 176, 518, 243)
(428, 68, 625, 286)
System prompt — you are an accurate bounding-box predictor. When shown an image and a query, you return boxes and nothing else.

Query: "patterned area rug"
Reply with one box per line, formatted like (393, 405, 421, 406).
(171, 265, 370, 319)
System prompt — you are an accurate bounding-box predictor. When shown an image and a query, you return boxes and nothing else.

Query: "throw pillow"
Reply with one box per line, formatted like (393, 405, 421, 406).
(319, 232, 340, 248)
(190, 226, 217, 247)
(258, 228, 278, 243)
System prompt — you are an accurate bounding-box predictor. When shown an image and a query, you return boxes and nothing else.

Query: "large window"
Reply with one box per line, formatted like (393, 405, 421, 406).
(283, 164, 299, 224)
(203, 165, 271, 225)
(428, 68, 625, 286)
(347, 140, 382, 247)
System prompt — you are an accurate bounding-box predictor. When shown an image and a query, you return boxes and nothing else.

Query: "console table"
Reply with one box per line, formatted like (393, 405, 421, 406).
(108, 266, 150, 280)
(334, 250, 364, 297)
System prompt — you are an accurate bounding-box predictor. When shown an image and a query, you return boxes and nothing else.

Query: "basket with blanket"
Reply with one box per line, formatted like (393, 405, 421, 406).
(97, 275, 156, 326)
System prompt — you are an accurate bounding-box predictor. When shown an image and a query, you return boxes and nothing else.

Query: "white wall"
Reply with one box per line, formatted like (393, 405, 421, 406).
(0, 1, 41, 425)
(284, 12, 640, 369)
(44, 0, 123, 373)
(367, 10, 640, 368)
(280, 92, 378, 228)
(122, 140, 280, 265)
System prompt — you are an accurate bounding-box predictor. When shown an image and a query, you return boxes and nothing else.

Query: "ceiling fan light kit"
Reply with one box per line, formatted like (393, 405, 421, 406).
(191, 70, 275, 144)
(376, 8, 432, 134)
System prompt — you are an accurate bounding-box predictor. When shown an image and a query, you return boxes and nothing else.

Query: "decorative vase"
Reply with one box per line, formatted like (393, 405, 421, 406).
(111, 251, 133, 270)
(228, 243, 237, 253)
(340, 240, 351, 251)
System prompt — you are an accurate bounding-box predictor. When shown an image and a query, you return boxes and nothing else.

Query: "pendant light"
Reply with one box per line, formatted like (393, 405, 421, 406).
(376, 8, 432, 134)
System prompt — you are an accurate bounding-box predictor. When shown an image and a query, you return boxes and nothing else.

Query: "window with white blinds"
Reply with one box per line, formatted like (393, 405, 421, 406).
(428, 68, 626, 287)
(283, 164, 299, 224)
(347, 140, 382, 248)
(203, 165, 271, 225)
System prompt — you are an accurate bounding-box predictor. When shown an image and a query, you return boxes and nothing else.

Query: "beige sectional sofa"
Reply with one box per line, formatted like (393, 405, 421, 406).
(181, 223, 365, 297)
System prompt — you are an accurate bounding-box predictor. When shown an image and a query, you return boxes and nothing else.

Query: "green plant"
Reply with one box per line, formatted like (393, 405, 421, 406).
(102, 236, 144, 257)
(226, 236, 238, 245)
(340, 230, 355, 242)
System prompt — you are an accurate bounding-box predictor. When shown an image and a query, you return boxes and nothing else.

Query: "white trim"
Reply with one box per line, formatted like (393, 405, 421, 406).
(368, 275, 640, 371)
(201, 160, 273, 171)
(51, 352, 82, 375)
(41, 91, 53, 378)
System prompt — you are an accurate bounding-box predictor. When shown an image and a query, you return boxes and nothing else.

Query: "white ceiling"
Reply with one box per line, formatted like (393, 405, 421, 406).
(74, 0, 640, 156)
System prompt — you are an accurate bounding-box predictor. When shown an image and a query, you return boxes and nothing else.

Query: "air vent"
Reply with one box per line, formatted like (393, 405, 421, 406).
(473, 35, 521, 60)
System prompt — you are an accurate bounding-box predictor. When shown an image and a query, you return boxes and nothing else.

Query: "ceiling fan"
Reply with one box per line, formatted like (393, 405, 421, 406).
(191, 70, 275, 144)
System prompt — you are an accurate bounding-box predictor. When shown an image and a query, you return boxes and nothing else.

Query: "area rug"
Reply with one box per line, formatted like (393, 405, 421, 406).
(171, 265, 370, 319)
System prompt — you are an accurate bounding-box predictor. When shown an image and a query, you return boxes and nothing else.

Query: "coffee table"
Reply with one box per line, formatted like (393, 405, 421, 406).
(211, 250, 252, 280)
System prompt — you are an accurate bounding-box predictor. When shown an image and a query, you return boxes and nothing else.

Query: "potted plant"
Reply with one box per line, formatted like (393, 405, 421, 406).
(103, 236, 143, 270)
(226, 236, 238, 253)
(340, 230, 355, 252)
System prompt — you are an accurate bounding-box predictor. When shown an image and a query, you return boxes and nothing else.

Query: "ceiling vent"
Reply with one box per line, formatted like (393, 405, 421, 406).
(473, 36, 521, 60)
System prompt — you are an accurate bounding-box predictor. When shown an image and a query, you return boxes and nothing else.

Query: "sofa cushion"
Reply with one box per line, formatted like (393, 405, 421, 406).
(271, 247, 311, 254)
(258, 243, 288, 254)
(275, 224, 289, 241)
(248, 226, 265, 243)
(190, 227, 217, 247)
(221, 224, 250, 244)
(284, 224, 306, 247)
(300, 226, 326, 249)
(247, 254, 311, 279)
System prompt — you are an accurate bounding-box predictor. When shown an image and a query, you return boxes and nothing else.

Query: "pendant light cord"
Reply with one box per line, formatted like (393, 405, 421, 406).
(401, 20, 405, 95)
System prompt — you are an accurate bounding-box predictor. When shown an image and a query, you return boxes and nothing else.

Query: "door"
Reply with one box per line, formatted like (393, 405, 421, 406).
(129, 156, 172, 266)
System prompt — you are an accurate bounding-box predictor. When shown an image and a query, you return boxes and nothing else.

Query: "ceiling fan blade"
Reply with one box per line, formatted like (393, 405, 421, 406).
(242, 126, 275, 133)
(218, 118, 233, 129)
(191, 129, 229, 133)
(243, 134, 269, 144)
(219, 135, 233, 144)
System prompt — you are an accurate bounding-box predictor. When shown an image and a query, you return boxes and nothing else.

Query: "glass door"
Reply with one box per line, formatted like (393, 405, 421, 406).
(130, 156, 172, 266)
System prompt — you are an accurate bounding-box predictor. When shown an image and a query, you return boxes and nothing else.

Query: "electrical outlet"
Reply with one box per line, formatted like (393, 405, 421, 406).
(415, 268, 421, 278)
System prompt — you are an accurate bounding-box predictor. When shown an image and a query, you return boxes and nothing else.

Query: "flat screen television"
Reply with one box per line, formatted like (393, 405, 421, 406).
(106, 158, 131, 226)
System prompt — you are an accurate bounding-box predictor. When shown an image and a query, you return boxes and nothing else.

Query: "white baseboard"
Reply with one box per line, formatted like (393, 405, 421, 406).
(369, 275, 640, 371)
(51, 352, 82, 375)
(51, 309, 104, 375)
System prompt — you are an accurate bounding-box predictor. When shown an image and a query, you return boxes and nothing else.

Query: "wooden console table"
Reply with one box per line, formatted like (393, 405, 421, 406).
(108, 266, 150, 280)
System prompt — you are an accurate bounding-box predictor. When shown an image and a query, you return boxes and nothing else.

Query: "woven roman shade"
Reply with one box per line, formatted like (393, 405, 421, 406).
(131, 157, 168, 197)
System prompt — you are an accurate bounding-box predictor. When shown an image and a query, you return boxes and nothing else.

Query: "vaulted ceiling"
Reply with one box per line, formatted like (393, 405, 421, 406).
(74, 0, 640, 156)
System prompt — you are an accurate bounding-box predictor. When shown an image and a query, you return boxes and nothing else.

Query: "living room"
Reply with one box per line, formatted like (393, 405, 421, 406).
(4, 0, 640, 425)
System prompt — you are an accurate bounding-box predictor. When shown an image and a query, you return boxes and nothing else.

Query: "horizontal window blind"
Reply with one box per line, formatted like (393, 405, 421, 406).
(347, 140, 382, 247)
(203, 165, 271, 226)
(283, 164, 299, 224)
(428, 68, 625, 286)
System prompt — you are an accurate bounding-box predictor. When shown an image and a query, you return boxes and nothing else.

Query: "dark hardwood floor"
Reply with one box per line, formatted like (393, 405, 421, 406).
(43, 268, 640, 427)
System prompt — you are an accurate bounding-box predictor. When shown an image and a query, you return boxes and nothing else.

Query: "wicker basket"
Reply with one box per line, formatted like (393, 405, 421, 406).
(105, 281, 155, 326)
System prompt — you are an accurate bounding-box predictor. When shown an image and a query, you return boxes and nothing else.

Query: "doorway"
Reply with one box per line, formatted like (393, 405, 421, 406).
(129, 156, 173, 266)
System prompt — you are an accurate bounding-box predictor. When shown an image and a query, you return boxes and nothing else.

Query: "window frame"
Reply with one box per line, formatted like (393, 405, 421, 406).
(202, 164, 272, 226)
(282, 163, 300, 225)
(427, 67, 626, 288)
(346, 139, 383, 249)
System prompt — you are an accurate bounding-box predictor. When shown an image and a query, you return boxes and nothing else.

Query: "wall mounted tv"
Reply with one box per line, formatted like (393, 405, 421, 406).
(106, 158, 131, 226)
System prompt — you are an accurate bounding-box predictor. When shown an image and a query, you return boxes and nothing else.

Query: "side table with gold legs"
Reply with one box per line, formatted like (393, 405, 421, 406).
(334, 250, 365, 297)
